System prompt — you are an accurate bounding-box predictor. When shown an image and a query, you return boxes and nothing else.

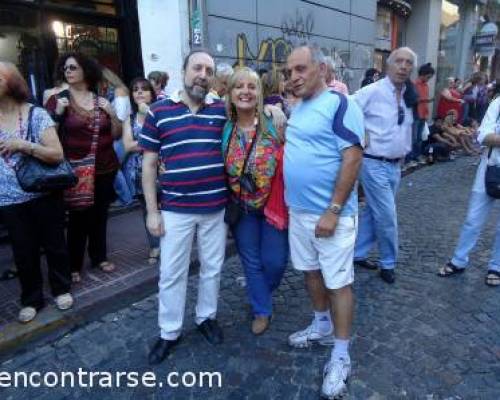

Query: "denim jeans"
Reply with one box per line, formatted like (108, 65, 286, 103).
(408, 119, 425, 161)
(232, 210, 289, 316)
(113, 140, 133, 206)
(451, 191, 500, 273)
(354, 158, 401, 269)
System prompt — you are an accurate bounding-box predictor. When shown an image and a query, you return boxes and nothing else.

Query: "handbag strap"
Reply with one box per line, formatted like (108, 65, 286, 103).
(488, 112, 500, 160)
(22, 105, 37, 143)
(89, 95, 100, 156)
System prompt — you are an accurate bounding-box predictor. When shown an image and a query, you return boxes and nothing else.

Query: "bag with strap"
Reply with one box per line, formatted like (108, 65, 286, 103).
(15, 106, 78, 193)
(485, 146, 500, 199)
(223, 123, 258, 226)
(63, 95, 100, 209)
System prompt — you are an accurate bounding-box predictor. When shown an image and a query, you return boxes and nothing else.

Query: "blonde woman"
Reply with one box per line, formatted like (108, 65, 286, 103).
(222, 67, 288, 335)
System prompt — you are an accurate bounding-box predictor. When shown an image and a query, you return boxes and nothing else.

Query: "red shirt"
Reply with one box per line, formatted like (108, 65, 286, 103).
(46, 95, 118, 175)
(414, 77, 430, 120)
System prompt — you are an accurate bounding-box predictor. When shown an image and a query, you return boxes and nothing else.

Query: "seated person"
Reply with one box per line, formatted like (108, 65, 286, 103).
(442, 110, 480, 155)
(424, 117, 452, 161)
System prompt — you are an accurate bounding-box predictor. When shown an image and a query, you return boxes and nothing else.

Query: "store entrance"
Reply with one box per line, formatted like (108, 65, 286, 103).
(0, 1, 137, 104)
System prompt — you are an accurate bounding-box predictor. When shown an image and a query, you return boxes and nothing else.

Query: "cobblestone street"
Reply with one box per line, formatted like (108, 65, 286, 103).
(1, 156, 500, 399)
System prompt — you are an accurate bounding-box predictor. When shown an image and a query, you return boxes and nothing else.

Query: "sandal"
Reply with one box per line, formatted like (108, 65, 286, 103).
(0, 269, 18, 281)
(71, 272, 81, 283)
(485, 270, 500, 287)
(147, 248, 160, 265)
(97, 261, 115, 273)
(437, 262, 465, 277)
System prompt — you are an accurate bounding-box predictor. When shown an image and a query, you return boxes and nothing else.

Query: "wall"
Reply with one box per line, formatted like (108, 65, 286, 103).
(137, 0, 190, 94)
(205, 0, 377, 91)
(405, 0, 442, 100)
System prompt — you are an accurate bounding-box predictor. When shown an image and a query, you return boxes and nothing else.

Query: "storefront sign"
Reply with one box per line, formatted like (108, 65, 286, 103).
(474, 22, 498, 56)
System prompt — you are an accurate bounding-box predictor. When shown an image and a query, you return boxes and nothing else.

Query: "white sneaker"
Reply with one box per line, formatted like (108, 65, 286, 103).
(288, 320, 334, 348)
(321, 357, 351, 399)
(18, 307, 37, 323)
(55, 293, 74, 310)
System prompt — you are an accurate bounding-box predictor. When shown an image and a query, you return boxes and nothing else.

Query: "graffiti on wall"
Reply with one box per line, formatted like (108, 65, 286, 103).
(234, 33, 354, 84)
(280, 9, 314, 40)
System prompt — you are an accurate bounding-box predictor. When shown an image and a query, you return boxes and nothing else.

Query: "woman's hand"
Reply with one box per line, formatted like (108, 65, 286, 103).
(138, 103, 150, 115)
(55, 97, 69, 116)
(0, 138, 29, 157)
(98, 97, 116, 118)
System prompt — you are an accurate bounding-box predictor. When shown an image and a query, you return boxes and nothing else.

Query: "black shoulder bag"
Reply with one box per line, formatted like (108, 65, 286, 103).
(15, 106, 78, 192)
(485, 146, 500, 199)
(224, 125, 258, 226)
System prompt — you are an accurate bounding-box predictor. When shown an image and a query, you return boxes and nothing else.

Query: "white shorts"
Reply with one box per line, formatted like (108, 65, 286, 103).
(289, 211, 357, 290)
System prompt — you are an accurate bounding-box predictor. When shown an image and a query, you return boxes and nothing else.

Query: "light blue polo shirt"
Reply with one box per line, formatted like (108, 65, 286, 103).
(284, 89, 365, 217)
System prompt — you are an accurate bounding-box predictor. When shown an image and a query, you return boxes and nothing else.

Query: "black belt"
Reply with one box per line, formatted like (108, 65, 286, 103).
(363, 154, 402, 163)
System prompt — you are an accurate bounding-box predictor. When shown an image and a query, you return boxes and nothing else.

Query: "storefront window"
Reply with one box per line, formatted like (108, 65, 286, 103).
(51, 21, 121, 73)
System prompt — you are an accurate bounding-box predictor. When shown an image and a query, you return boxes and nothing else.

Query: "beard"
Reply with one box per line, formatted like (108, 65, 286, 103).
(184, 79, 209, 102)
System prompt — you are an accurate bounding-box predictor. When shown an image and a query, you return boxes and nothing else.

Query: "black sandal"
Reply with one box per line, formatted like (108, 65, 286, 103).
(0, 269, 18, 281)
(437, 262, 465, 277)
(485, 270, 500, 287)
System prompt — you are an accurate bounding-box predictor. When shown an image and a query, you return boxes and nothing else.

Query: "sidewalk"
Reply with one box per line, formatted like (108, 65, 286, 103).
(0, 208, 235, 355)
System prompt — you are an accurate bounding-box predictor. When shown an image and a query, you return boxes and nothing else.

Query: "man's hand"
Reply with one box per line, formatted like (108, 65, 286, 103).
(315, 212, 338, 238)
(146, 211, 165, 237)
(263, 104, 287, 131)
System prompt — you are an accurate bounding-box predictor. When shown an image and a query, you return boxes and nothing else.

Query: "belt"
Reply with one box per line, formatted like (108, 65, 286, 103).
(363, 154, 402, 163)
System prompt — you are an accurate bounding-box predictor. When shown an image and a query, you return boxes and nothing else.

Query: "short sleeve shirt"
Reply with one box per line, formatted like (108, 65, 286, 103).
(139, 92, 228, 213)
(284, 90, 365, 216)
(0, 107, 55, 206)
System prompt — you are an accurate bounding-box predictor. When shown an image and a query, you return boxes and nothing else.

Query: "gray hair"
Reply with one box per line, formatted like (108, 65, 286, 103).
(293, 43, 326, 65)
(324, 56, 336, 72)
(216, 63, 234, 78)
(387, 47, 418, 68)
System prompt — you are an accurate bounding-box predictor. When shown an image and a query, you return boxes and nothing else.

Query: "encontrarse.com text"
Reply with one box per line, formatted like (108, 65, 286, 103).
(0, 369, 222, 388)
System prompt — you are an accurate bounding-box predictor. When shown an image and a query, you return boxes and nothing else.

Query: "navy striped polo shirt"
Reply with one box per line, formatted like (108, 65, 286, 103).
(139, 92, 228, 213)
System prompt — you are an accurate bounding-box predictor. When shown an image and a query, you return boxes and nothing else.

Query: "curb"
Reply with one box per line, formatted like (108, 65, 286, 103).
(0, 239, 237, 360)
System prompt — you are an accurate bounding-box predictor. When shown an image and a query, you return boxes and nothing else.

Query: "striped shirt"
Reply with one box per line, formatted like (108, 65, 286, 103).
(139, 91, 228, 213)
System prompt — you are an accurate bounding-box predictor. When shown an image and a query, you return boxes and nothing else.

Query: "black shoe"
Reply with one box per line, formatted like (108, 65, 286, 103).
(197, 319, 223, 345)
(148, 337, 180, 365)
(380, 269, 395, 284)
(354, 259, 379, 270)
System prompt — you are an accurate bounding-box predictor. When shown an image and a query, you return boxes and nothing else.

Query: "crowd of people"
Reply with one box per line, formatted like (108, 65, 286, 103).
(1, 41, 500, 399)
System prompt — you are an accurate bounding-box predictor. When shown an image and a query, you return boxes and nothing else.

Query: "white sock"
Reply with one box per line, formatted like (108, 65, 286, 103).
(332, 338, 350, 362)
(314, 310, 333, 334)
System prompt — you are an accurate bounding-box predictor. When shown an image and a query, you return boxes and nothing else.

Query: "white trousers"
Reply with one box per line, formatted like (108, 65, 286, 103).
(158, 210, 227, 340)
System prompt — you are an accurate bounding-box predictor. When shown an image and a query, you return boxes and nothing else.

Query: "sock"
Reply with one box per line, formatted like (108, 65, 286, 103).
(332, 338, 350, 362)
(314, 310, 333, 334)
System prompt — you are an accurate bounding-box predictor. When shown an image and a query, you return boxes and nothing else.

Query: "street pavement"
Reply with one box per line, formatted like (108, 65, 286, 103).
(1, 155, 500, 399)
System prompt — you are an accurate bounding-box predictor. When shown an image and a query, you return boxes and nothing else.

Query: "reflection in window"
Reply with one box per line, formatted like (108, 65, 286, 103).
(51, 21, 121, 75)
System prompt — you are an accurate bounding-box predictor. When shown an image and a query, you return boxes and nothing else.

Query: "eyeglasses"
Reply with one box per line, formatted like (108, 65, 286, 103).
(132, 85, 149, 92)
(397, 105, 405, 125)
(63, 65, 79, 72)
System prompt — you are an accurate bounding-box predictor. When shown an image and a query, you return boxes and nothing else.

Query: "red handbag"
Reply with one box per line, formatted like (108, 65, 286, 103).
(63, 96, 101, 210)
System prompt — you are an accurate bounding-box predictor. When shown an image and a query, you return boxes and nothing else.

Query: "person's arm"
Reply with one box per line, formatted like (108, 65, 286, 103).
(122, 116, 141, 153)
(478, 98, 500, 147)
(263, 104, 286, 132)
(315, 98, 365, 238)
(138, 104, 164, 237)
(142, 151, 165, 237)
(98, 97, 122, 139)
(441, 88, 463, 103)
(0, 125, 63, 164)
(315, 146, 363, 237)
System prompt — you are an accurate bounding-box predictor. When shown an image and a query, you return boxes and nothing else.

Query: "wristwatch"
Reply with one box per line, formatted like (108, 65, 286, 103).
(327, 203, 342, 215)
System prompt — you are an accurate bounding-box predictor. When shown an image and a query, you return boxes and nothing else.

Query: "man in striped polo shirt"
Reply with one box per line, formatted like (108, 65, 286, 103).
(141, 49, 228, 364)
